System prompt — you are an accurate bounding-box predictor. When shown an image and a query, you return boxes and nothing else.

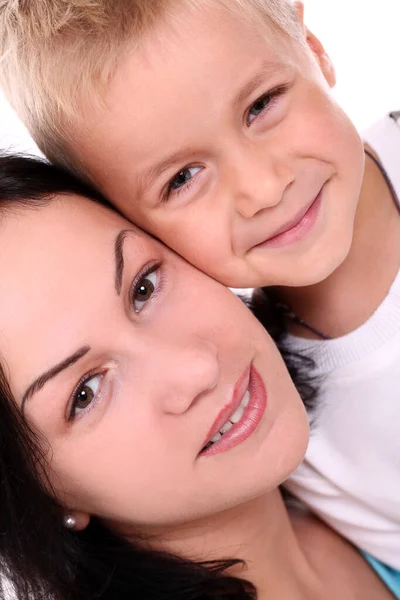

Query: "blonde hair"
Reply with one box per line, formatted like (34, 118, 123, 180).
(0, 0, 300, 178)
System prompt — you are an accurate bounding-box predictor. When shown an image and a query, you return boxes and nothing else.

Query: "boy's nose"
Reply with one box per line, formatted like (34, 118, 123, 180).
(233, 154, 295, 219)
(151, 339, 219, 416)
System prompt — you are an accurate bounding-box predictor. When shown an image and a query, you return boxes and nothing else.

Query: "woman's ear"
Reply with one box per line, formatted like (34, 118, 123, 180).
(305, 28, 336, 88)
(63, 511, 91, 531)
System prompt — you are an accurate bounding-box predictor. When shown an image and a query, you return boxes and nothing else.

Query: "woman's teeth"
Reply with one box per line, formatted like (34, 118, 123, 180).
(207, 388, 250, 446)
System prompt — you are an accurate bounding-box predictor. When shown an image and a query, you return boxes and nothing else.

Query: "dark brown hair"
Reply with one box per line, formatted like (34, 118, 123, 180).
(0, 154, 315, 599)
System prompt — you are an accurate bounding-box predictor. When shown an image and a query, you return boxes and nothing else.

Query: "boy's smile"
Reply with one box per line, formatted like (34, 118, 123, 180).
(76, 1, 364, 288)
(250, 186, 323, 250)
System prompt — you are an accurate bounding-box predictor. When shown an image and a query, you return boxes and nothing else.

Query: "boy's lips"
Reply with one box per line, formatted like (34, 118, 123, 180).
(199, 365, 266, 457)
(251, 185, 325, 251)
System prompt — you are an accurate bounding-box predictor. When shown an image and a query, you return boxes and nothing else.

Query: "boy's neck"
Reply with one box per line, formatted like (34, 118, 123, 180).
(276, 145, 400, 339)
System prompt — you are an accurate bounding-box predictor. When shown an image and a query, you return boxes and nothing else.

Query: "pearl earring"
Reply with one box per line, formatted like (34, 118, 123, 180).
(63, 515, 77, 530)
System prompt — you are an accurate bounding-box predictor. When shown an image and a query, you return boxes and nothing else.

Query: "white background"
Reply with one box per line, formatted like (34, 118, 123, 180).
(0, 2, 398, 597)
(0, 0, 398, 150)
(305, 0, 400, 129)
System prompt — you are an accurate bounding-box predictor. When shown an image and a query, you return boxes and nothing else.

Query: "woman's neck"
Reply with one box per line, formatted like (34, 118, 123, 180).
(142, 490, 324, 600)
(112, 488, 389, 599)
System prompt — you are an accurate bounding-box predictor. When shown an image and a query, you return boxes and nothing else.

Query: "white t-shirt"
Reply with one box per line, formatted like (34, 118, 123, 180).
(285, 113, 400, 570)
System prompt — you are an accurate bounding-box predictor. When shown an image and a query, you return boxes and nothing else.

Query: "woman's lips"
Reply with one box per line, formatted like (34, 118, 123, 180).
(200, 366, 250, 451)
(199, 365, 267, 457)
(252, 187, 324, 251)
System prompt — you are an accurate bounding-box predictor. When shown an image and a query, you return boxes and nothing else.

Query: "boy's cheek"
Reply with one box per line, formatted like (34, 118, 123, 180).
(285, 81, 361, 165)
(155, 211, 228, 263)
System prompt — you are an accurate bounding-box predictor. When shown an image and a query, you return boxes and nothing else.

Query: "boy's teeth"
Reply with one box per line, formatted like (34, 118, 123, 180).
(220, 420, 233, 434)
(230, 404, 245, 424)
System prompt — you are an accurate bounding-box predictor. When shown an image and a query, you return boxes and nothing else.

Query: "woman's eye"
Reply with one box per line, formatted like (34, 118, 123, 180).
(132, 270, 158, 313)
(70, 374, 102, 419)
(168, 166, 202, 194)
(247, 93, 272, 125)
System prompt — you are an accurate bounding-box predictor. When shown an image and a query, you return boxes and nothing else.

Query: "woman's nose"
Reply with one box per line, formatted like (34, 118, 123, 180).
(150, 339, 219, 415)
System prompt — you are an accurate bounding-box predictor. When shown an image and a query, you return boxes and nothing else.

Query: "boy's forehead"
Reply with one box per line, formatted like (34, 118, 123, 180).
(77, 2, 299, 181)
(116, 2, 296, 92)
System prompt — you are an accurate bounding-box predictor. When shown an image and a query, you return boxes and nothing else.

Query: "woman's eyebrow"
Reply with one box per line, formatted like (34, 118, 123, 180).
(115, 228, 133, 294)
(21, 346, 90, 413)
(21, 228, 133, 412)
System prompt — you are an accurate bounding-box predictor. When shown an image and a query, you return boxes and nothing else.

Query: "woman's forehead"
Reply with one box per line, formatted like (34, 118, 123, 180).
(0, 196, 150, 328)
(0, 197, 145, 397)
(0, 195, 141, 254)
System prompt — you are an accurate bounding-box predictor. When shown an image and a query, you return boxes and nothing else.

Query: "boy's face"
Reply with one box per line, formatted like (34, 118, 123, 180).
(76, 3, 364, 288)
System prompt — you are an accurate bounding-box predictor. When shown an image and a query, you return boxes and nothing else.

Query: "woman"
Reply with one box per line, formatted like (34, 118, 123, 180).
(0, 155, 395, 600)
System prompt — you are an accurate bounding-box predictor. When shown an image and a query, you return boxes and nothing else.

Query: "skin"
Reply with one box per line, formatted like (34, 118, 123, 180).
(276, 144, 400, 337)
(0, 198, 392, 599)
(1, 197, 308, 527)
(72, 1, 400, 341)
(74, 1, 364, 291)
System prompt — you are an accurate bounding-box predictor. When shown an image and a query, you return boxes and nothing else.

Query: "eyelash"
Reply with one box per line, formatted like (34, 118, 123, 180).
(67, 261, 162, 422)
(162, 83, 290, 202)
(129, 261, 161, 313)
(67, 370, 106, 422)
(245, 84, 289, 126)
(162, 167, 200, 204)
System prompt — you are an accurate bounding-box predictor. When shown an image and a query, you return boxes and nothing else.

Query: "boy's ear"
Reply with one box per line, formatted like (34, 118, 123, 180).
(294, 1, 305, 29)
(294, 2, 336, 89)
(305, 28, 336, 88)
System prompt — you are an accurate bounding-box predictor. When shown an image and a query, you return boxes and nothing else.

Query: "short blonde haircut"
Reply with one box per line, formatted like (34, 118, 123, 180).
(0, 0, 300, 178)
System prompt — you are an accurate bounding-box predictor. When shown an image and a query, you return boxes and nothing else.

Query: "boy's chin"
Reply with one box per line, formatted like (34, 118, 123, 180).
(226, 243, 352, 290)
(282, 238, 353, 288)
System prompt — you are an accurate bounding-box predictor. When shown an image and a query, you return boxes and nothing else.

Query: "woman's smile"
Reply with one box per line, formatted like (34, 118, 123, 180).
(199, 364, 267, 457)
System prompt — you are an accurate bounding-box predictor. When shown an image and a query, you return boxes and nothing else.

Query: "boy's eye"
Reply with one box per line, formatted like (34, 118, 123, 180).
(247, 93, 272, 125)
(168, 166, 202, 193)
(70, 374, 102, 419)
(132, 270, 158, 313)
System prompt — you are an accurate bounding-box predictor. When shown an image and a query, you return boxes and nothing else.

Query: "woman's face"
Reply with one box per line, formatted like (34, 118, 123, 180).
(0, 197, 308, 528)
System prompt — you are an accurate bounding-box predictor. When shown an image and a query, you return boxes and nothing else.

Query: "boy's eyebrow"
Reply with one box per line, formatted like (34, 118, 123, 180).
(21, 346, 90, 412)
(232, 60, 286, 108)
(143, 149, 200, 187)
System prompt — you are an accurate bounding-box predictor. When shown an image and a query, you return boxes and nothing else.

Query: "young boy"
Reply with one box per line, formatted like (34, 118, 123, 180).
(0, 0, 399, 574)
